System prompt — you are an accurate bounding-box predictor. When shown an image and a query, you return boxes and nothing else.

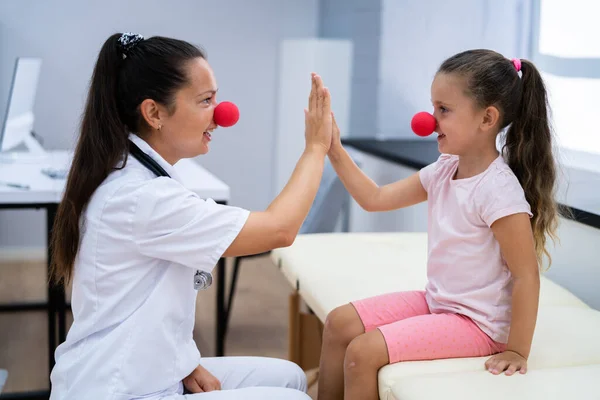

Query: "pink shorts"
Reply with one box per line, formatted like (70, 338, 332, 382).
(351, 291, 506, 364)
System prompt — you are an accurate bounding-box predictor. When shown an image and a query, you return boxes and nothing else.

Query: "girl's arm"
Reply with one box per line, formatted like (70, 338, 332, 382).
(327, 114, 427, 212)
(486, 212, 540, 374)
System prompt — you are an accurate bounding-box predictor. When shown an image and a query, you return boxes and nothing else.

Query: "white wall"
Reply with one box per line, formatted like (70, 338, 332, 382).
(348, 151, 600, 310)
(377, 0, 531, 138)
(273, 39, 353, 196)
(318, 0, 532, 138)
(318, 0, 382, 137)
(544, 219, 600, 311)
(0, 0, 319, 251)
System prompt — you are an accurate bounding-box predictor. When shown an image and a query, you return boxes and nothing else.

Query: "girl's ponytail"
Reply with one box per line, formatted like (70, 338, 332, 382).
(439, 50, 564, 269)
(503, 59, 560, 268)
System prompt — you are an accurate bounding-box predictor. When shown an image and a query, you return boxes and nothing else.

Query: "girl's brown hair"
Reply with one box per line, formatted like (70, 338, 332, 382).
(439, 49, 565, 268)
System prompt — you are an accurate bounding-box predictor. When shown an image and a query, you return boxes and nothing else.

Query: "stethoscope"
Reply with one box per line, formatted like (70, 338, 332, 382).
(128, 140, 213, 291)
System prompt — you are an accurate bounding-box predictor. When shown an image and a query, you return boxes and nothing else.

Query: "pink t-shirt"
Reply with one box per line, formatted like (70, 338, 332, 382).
(419, 153, 532, 343)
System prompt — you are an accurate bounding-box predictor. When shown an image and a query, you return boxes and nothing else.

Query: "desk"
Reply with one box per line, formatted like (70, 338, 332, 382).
(342, 137, 600, 230)
(0, 150, 231, 399)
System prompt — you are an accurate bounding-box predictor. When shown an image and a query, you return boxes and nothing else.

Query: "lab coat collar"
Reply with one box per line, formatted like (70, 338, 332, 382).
(128, 133, 184, 183)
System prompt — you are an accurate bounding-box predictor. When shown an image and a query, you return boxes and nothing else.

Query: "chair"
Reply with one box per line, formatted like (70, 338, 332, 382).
(216, 156, 355, 354)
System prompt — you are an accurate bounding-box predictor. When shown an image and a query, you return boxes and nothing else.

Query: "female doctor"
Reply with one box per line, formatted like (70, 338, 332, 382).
(48, 32, 332, 400)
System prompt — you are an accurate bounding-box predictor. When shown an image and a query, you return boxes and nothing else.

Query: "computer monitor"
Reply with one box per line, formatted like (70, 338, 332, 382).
(0, 57, 44, 156)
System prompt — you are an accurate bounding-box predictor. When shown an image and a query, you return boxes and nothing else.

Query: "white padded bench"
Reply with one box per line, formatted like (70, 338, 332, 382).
(271, 232, 600, 400)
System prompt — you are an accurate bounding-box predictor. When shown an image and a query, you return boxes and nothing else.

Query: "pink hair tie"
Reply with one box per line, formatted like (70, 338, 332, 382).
(511, 58, 521, 72)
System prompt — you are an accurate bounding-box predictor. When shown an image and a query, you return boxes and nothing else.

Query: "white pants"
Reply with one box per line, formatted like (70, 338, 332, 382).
(163, 357, 311, 399)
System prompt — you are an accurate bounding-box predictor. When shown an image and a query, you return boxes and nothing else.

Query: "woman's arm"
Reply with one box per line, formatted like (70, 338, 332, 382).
(223, 74, 332, 257)
(326, 114, 427, 212)
(485, 212, 540, 375)
(223, 148, 326, 256)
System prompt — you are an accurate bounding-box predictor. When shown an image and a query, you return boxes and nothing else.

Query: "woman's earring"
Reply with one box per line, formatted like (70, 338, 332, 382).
(157, 124, 162, 131)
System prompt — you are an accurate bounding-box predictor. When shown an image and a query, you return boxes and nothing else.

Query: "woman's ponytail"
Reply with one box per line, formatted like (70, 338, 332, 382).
(50, 33, 128, 285)
(50, 33, 205, 285)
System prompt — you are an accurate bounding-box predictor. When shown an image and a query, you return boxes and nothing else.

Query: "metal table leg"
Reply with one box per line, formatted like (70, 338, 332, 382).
(215, 258, 226, 356)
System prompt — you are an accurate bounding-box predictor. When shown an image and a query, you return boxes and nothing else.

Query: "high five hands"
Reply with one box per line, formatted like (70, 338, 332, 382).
(304, 73, 333, 155)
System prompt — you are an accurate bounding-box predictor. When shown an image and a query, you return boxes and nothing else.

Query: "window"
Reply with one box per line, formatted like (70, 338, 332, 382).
(531, 0, 600, 173)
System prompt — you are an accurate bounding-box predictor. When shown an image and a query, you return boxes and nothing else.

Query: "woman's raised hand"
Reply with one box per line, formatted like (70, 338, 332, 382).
(304, 73, 332, 155)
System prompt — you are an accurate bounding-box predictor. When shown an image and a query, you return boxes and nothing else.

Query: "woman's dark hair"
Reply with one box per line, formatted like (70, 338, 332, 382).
(50, 33, 205, 284)
(438, 49, 564, 269)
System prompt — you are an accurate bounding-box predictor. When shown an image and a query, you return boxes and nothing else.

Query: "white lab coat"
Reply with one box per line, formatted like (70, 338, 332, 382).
(49, 134, 262, 399)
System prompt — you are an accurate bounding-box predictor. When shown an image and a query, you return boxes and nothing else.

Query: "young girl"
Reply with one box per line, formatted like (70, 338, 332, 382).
(319, 49, 560, 400)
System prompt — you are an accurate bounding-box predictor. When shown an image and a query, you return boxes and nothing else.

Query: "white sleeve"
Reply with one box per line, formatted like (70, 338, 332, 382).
(132, 177, 250, 272)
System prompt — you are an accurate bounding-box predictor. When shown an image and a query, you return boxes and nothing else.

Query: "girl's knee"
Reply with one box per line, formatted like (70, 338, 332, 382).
(344, 335, 367, 371)
(344, 331, 389, 372)
(324, 304, 364, 346)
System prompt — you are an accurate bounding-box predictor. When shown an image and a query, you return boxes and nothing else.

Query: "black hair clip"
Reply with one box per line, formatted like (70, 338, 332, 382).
(118, 32, 144, 58)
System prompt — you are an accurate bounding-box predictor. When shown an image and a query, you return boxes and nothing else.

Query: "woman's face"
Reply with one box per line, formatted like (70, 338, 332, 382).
(152, 57, 219, 163)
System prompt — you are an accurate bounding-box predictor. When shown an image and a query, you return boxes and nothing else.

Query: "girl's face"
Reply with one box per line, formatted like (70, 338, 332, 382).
(150, 57, 219, 164)
(430, 73, 489, 156)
